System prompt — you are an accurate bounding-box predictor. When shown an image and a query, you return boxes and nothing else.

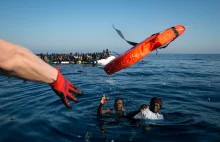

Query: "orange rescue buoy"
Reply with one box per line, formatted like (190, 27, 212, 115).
(104, 25, 186, 75)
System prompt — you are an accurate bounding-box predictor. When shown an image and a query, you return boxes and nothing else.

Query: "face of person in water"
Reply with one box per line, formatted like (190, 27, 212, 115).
(150, 102, 161, 113)
(114, 99, 124, 112)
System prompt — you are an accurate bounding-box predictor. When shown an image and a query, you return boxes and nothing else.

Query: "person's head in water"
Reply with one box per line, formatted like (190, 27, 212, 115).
(150, 97, 162, 113)
(114, 98, 124, 112)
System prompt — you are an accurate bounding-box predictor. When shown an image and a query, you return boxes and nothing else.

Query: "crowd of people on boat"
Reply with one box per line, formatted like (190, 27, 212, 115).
(36, 49, 110, 64)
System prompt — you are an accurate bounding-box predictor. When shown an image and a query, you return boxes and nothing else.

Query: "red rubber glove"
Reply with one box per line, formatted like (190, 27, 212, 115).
(50, 68, 82, 108)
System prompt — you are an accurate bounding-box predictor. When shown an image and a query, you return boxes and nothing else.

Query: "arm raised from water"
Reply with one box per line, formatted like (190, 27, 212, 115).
(97, 95, 111, 115)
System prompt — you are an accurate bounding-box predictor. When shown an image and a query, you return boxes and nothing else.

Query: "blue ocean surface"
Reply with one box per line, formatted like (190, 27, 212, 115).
(0, 54, 219, 142)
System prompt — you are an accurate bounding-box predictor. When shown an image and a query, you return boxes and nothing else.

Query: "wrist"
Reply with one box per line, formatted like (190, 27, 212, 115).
(50, 68, 59, 85)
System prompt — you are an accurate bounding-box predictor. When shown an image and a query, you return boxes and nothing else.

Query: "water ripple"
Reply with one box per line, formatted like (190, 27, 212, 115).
(0, 54, 220, 141)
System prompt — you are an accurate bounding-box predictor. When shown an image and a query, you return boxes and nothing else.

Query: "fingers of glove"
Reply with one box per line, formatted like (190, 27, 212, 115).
(68, 81, 77, 89)
(69, 86, 82, 95)
(67, 93, 78, 102)
(60, 93, 72, 108)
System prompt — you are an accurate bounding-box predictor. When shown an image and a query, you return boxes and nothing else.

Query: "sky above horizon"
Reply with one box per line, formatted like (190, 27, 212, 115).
(1, 0, 220, 54)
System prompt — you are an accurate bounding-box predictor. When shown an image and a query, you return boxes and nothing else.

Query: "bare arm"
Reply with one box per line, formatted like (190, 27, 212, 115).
(97, 95, 111, 115)
(0, 39, 57, 83)
(0, 39, 82, 108)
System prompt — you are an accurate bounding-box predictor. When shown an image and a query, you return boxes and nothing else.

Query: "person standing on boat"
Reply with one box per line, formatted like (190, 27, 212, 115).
(106, 49, 110, 57)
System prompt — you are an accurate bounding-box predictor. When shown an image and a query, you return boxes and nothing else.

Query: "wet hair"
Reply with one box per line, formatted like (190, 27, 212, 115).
(150, 97, 162, 108)
(114, 98, 124, 105)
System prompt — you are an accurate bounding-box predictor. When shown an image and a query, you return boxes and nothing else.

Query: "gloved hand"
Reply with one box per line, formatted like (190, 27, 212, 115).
(50, 68, 82, 108)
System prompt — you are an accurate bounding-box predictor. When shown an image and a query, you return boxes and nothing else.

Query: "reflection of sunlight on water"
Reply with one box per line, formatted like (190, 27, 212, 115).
(85, 132, 92, 142)
(104, 79, 116, 85)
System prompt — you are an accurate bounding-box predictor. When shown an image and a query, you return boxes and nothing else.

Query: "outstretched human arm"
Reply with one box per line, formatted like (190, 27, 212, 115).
(0, 39, 82, 108)
(0, 39, 58, 83)
(97, 95, 111, 115)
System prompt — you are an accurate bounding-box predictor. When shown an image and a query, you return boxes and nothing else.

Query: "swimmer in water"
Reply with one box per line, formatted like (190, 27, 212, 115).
(126, 97, 163, 120)
(97, 95, 125, 115)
